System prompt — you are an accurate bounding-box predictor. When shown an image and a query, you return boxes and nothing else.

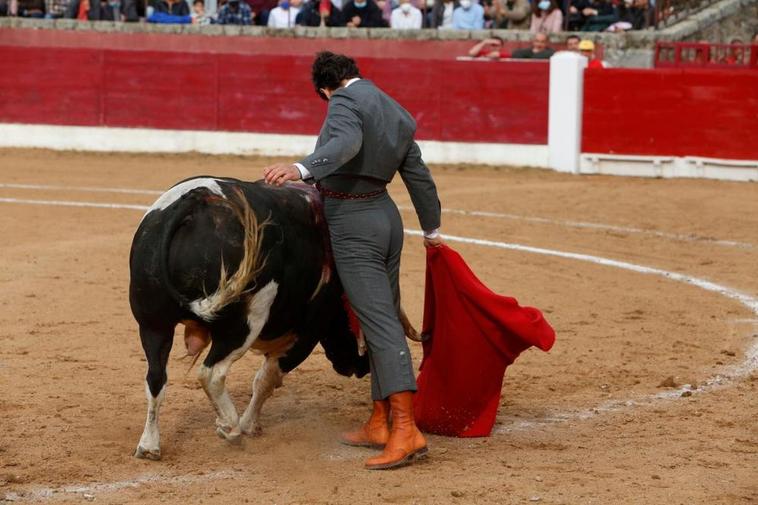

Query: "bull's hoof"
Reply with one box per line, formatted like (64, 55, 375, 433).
(134, 446, 161, 461)
(216, 426, 243, 445)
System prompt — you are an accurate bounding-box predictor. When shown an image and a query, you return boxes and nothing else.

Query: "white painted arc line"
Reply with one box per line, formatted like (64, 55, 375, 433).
(0, 197, 150, 211)
(2, 196, 757, 430)
(398, 205, 755, 250)
(3, 470, 239, 503)
(0, 182, 163, 195)
(1, 182, 752, 250)
(404, 230, 758, 314)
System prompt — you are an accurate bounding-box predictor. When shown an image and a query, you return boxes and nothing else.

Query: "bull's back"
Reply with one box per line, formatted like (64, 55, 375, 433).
(129, 178, 328, 326)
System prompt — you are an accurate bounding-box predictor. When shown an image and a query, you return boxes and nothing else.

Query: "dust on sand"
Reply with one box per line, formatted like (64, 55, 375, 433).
(0, 149, 756, 504)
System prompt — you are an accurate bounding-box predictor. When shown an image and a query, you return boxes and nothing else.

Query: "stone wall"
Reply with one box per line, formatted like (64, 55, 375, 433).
(0, 0, 755, 68)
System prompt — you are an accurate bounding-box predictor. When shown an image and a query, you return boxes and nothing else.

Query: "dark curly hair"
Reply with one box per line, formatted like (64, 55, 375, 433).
(311, 51, 362, 101)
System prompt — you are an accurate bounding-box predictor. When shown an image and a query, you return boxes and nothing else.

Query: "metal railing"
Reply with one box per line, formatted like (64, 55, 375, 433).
(655, 41, 758, 68)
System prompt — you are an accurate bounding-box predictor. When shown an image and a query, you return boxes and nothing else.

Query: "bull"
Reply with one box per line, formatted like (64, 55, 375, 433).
(129, 177, 419, 460)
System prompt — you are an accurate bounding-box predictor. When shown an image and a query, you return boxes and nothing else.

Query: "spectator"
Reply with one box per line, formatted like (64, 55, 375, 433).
(17, 0, 46, 16)
(148, 9, 192, 20)
(579, 39, 607, 67)
(615, 0, 646, 30)
(267, 0, 299, 26)
(94, 0, 119, 18)
(154, 0, 190, 15)
(247, 0, 276, 24)
(753, 32, 758, 44)
(491, 0, 529, 29)
(296, 0, 344, 26)
(565, 34, 580, 51)
(390, 0, 421, 28)
(467, 36, 507, 59)
(511, 32, 555, 59)
(725, 38, 745, 65)
(452, 0, 483, 30)
(429, 0, 457, 29)
(218, 0, 253, 23)
(342, 0, 386, 27)
(45, 0, 73, 17)
(530, 0, 562, 33)
(191, 0, 212, 23)
(577, 0, 616, 31)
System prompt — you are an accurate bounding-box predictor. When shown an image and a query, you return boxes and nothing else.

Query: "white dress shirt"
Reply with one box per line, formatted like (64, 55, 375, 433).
(267, 6, 300, 27)
(390, 5, 423, 29)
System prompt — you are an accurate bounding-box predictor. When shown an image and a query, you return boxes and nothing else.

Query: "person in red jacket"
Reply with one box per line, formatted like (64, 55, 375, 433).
(579, 39, 608, 68)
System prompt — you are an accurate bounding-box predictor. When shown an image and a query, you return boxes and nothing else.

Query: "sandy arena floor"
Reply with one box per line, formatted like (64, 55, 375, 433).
(0, 149, 756, 504)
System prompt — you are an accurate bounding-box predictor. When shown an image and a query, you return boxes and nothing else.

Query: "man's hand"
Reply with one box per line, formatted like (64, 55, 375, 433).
(263, 163, 301, 186)
(424, 235, 444, 248)
(351, 15, 361, 26)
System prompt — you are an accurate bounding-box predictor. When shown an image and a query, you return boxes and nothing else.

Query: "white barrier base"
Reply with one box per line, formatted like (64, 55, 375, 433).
(580, 153, 758, 182)
(0, 123, 550, 168)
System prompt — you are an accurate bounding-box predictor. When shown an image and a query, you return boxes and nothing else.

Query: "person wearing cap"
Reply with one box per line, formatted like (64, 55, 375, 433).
(262, 51, 442, 471)
(217, 0, 253, 24)
(579, 39, 607, 68)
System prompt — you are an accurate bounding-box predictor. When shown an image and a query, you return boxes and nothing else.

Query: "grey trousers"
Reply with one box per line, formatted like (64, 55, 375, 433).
(324, 192, 416, 400)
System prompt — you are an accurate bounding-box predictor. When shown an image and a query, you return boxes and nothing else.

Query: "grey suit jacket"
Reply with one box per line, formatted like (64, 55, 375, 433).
(299, 80, 441, 232)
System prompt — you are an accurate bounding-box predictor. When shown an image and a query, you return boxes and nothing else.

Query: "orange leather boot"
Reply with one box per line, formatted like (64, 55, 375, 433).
(340, 400, 390, 449)
(365, 391, 428, 470)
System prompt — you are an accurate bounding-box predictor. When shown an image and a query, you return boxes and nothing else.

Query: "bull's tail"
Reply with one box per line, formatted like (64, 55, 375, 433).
(187, 187, 270, 321)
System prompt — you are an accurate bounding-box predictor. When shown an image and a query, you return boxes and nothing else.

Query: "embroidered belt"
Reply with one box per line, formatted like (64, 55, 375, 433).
(316, 184, 387, 200)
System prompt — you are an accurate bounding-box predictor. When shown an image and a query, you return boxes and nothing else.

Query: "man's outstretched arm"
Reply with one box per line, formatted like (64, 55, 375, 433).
(398, 141, 443, 246)
(263, 96, 363, 186)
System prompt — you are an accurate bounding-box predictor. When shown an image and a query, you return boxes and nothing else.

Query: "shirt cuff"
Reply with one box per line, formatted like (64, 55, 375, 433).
(294, 163, 312, 180)
(423, 229, 440, 239)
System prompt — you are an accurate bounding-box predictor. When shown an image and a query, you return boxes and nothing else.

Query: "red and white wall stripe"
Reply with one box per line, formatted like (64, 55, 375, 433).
(0, 28, 756, 180)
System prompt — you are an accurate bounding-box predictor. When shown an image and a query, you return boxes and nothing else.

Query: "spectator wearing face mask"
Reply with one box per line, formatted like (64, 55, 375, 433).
(267, 0, 300, 26)
(511, 32, 555, 59)
(390, 0, 421, 28)
(429, 0, 458, 29)
(530, 0, 561, 33)
(342, 0, 386, 27)
(452, 0, 483, 30)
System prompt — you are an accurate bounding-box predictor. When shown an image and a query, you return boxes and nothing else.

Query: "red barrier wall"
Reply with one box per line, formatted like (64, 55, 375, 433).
(582, 68, 758, 160)
(0, 29, 549, 144)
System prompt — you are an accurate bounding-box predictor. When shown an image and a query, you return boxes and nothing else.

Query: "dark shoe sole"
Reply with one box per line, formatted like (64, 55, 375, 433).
(339, 438, 386, 450)
(365, 446, 429, 470)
